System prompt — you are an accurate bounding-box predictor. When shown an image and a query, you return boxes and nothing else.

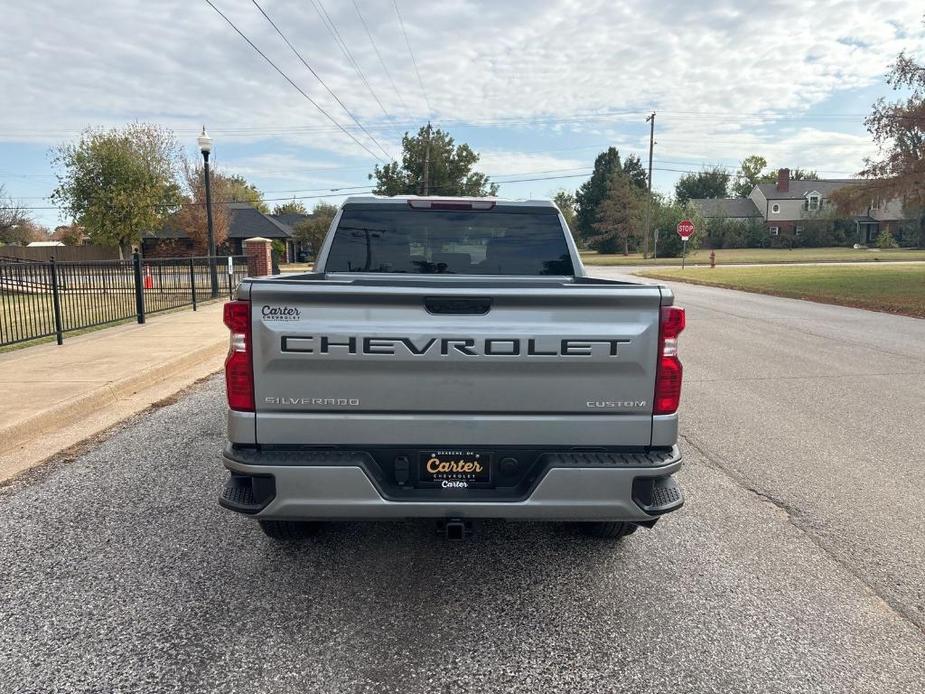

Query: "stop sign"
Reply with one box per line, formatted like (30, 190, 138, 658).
(677, 219, 695, 240)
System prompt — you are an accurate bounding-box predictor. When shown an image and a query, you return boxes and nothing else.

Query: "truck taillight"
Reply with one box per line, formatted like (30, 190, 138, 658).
(653, 306, 686, 415)
(223, 300, 254, 412)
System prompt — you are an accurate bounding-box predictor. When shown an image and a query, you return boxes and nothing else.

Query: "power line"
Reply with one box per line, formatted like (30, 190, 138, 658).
(5, 172, 571, 211)
(5, 188, 378, 212)
(249, 0, 394, 161)
(9, 162, 872, 211)
(0, 153, 861, 185)
(14, 166, 596, 203)
(6, 153, 866, 206)
(202, 0, 385, 162)
(351, 0, 408, 114)
(12, 169, 589, 204)
(14, 184, 378, 202)
(309, 0, 397, 132)
(9, 172, 598, 211)
(393, 0, 432, 115)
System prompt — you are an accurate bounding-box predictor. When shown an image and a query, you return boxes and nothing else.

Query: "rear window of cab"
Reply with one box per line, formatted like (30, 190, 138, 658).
(325, 205, 574, 276)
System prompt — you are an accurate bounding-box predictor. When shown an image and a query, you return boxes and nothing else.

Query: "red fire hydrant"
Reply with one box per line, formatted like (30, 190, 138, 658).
(709, 250, 716, 268)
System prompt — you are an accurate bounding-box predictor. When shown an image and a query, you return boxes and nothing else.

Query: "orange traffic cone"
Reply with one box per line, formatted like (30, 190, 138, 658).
(144, 265, 153, 289)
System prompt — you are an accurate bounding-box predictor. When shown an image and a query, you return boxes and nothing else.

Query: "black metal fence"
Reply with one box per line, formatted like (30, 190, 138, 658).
(0, 253, 248, 347)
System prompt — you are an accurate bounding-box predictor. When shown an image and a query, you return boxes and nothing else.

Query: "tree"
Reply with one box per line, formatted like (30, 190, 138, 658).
(273, 199, 308, 216)
(293, 201, 338, 258)
(21, 221, 49, 242)
(370, 124, 498, 197)
(576, 148, 623, 243)
(674, 167, 730, 204)
(170, 160, 231, 255)
(589, 173, 645, 255)
(0, 185, 33, 245)
(50, 224, 86, 245)
(731, 156, 818, 198)
(833, 47, 925, 244)
(552, 190, 578, 243)
(51, 123, 182, 257)
(791, 168, 819, 181)
(224, 174, 268, 213)
(731, 155, 775, 197)
(575, 147, 648, 244)
(622, 154, 649, 190)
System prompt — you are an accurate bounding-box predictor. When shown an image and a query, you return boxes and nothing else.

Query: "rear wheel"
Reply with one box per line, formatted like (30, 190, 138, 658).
(258, 519, 321, 540)
(578, 521, 637, 539)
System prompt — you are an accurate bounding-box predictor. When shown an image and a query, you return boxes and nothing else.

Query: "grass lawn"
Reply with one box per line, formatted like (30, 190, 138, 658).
(0, 291, 222, 352)
(637, 264, 925, 318)
(277, 249, 925, 270)
(581, 247, 925, 266)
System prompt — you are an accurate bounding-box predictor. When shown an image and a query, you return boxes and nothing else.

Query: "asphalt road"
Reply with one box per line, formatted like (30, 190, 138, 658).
(2, 276, 924, 693)
(594, 266, 925, 628)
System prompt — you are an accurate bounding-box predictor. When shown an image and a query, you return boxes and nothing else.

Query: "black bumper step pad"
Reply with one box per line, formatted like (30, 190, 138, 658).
(219, 474, 276, 515)
(633, 475, 684, 516)
(632, 475, 684, 515)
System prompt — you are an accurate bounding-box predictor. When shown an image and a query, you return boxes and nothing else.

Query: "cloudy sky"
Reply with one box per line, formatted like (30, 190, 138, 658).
(1, 0, 923, 227)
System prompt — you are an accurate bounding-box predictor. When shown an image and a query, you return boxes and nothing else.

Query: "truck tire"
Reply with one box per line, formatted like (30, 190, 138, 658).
(258, 520, 321, 540)
(579, 521, 637, 539)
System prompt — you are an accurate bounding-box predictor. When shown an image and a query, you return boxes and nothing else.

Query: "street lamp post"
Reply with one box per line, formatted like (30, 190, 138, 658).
(197, 126, 219, 298)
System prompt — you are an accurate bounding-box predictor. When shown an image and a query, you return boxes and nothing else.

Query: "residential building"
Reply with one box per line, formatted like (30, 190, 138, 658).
(143, 203, 313, 260)
(223, 203, 294, 256)
(693, 169, 907, 244)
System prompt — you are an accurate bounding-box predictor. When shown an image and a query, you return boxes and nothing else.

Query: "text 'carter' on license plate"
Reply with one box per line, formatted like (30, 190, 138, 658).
(420, 450, 491, 485)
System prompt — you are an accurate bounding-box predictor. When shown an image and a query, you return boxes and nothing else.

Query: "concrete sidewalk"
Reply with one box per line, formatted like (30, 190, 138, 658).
(0, 303, 228, 482)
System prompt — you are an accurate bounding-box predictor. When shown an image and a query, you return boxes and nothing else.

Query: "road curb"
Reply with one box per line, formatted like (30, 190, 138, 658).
(0, 340, 227, 459)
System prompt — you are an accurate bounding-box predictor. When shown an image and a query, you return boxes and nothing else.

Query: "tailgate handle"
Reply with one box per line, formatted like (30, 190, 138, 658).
(423, 296, 492, 315)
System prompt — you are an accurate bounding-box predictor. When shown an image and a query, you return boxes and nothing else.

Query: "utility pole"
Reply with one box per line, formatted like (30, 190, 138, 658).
(643, 112, 656, 259)
(422, 121, 432, 196)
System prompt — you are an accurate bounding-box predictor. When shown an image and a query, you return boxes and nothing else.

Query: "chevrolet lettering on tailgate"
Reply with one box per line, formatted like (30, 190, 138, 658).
(280, 336, 631, 357)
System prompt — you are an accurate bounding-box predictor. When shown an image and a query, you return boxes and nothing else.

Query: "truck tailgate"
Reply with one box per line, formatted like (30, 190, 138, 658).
(248, 278, 663, 447)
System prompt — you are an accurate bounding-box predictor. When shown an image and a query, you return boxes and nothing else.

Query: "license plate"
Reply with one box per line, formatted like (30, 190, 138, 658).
(419, 450, 491, 487)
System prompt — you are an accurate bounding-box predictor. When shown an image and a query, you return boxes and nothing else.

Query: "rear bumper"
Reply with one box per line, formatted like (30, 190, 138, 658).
(220, 446, 683, 522)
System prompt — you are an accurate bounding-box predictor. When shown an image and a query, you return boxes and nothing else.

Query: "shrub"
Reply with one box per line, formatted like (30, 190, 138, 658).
(703, 218, 769, 249)
(896, 215, 924, 247)
(876, 230, 898, 249)
(652, 202, 703, 257)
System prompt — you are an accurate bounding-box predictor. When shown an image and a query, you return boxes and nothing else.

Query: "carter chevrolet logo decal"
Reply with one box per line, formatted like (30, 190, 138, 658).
(280, 336, 630, 356)
(262, 305, 301, 321)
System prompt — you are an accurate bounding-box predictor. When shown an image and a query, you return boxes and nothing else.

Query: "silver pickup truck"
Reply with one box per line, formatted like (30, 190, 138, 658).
(220, 196, 685, 540)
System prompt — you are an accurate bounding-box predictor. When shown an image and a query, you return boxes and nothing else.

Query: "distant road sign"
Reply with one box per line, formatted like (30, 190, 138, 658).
(677, 219, 695, 240)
